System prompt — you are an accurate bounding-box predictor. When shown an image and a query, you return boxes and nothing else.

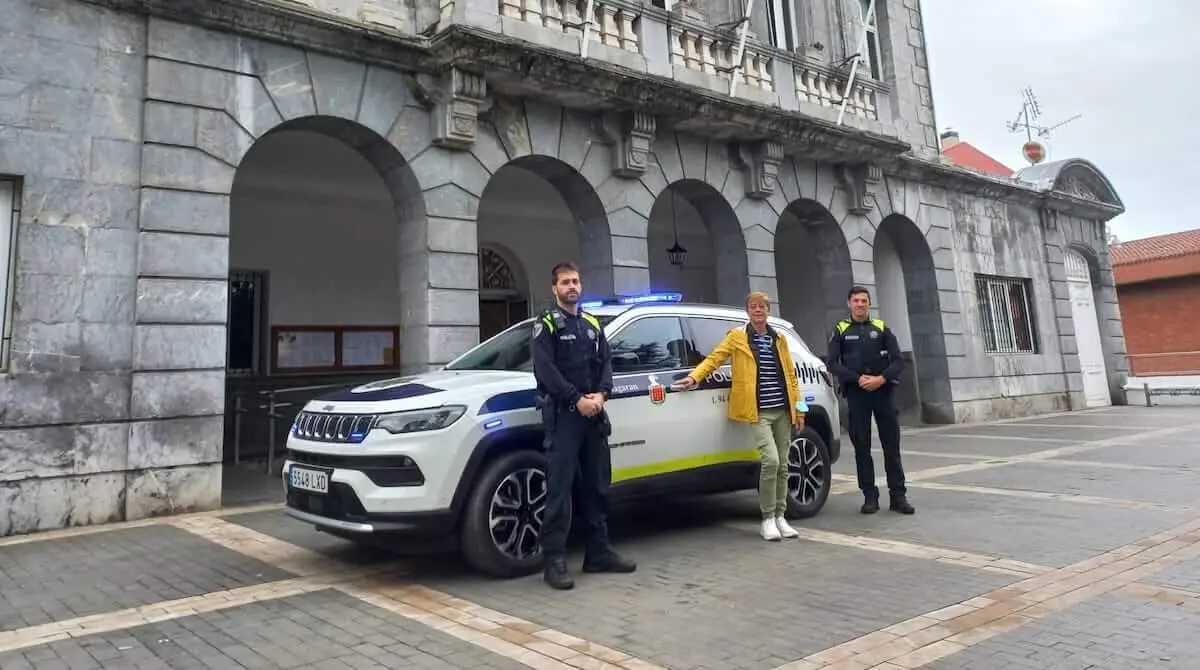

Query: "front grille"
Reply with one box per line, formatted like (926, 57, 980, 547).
(288, 482, 367, 521)
(292, 411, 376, 443)
(288, 450, 425, 488)
(798, 364, 818, 385)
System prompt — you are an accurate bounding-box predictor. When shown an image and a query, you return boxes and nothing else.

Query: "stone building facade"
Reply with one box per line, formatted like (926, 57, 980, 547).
(0, 0, 1126, 534)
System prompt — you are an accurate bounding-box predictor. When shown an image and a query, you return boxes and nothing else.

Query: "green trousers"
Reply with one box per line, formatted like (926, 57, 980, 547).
(751, 407, 792, 519)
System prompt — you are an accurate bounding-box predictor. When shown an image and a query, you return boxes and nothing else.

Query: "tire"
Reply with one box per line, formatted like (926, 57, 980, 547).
(784, 427, 832, 519)
(460, 449, 564, 578)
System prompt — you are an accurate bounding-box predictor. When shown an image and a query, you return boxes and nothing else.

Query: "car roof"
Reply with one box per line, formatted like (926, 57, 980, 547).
(586, 302, 795, 330)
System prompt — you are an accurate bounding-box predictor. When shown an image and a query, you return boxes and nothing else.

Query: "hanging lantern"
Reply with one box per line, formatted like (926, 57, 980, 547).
(667, 241, 688, 267)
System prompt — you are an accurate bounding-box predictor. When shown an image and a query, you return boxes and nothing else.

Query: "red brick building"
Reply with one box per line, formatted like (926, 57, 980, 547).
(1111, 230, 1200, 375)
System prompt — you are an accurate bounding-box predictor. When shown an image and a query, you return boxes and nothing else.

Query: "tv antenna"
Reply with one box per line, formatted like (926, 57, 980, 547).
(1006, 86, 1081, 142)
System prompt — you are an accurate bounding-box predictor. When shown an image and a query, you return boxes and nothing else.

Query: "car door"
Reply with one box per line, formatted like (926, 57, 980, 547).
(602, 315, 690, 482)
(682, 316, 755, 462)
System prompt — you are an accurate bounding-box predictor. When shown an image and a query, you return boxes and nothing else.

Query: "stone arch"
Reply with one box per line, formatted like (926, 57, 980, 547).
(775, 199, 855, 349)
(476, 154, 613, 305)
(647, 179, 749, 305)
(874, 214, 953, 424)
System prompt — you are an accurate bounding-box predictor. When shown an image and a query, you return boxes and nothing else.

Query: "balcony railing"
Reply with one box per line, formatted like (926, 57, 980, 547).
(489, 0, 889, 127)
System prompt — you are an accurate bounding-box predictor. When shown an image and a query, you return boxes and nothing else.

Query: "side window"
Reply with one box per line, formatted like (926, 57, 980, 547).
(609, 317, 686, 374)
(684, 317, 743, 366)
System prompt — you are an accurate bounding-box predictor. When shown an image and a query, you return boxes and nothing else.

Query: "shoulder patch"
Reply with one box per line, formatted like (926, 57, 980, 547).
(836, 319, 852, 334)
(871, 318, 886, 331)
(532, 321, 544, 338)
(580, 312, 601, 331)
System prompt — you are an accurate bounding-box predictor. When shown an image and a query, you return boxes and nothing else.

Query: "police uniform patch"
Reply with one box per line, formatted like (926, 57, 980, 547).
(532, 321, 543, 339)
(587, 328, 596, 341)
(869, 330, 879, 339)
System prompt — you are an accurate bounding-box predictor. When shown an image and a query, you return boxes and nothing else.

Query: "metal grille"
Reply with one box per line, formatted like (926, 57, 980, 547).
(0, 178, 20, 372)
(975, 274, 1038, 354)
(291, 411, 377, 444)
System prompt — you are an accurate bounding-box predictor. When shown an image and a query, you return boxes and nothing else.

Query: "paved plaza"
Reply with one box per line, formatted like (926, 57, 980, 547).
(3, 405, 1200, 669)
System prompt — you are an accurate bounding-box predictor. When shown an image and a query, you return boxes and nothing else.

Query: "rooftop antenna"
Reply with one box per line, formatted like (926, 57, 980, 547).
(1006, 86, 1081, 165)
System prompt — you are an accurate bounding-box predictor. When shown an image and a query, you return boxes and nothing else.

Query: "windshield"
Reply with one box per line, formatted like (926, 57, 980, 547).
(444, 314, 617, 372)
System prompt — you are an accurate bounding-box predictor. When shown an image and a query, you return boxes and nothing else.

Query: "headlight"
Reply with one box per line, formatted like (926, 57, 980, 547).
(375, 405, 467, 434)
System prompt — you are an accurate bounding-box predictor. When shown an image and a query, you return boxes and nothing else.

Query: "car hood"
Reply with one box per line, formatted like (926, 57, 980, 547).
(304, 370, 533, 414)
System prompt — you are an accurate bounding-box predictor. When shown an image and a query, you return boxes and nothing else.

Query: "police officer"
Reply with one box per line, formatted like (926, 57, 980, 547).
(532, 262, 637, 590)
(826, 286, 915, 516)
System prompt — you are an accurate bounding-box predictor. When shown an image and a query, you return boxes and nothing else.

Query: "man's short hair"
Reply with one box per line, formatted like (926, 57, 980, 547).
(551, 262, 580, 283)
(847, 285, 871, 300)
(746, 291, 771, 308)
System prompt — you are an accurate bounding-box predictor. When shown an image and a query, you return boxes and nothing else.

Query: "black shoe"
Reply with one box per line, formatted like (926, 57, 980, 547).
(889, 495, 915, 515)
(543, 559, 574, 590)
(860, 497, 880, 514)
(582, 551, 637, 574)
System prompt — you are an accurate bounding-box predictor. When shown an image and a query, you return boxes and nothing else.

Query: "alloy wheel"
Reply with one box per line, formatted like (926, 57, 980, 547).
(787, 436, 825, 505)
(488, 467, 547, 560)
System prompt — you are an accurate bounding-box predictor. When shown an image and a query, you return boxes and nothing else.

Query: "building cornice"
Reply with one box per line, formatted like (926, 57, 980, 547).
(85, 0, 1122, 220)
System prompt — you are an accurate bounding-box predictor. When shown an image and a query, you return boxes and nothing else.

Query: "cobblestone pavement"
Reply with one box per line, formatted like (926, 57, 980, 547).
(4, 405, 1200, 669)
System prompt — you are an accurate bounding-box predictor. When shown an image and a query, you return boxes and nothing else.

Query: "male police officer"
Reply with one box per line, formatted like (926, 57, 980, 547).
(531, 262, 636, 590)
(826, 286, 915, 516)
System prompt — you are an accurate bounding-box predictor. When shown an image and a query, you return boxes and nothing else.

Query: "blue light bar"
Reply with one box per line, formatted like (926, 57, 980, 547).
(580, 292, 683, 309)
(618, 292, 682, 305)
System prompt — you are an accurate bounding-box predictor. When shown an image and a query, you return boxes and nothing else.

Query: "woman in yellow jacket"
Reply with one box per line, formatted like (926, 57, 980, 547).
(672, 292, 807, 541)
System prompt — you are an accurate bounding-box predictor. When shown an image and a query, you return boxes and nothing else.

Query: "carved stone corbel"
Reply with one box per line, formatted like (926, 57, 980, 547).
(731, 140, 784, 199)
(834, 162, 878, 215)
(415, 67, 486, 150)
(596, 111, 656, 178)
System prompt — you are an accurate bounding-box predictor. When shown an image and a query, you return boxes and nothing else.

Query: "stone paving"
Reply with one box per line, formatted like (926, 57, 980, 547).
(3, 405, 1200, 669)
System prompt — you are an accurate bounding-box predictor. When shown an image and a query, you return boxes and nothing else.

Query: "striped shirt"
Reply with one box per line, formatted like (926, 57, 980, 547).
(751, 330, 787, 410)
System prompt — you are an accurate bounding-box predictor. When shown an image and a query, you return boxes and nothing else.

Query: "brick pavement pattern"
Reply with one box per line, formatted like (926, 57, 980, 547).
(0, 526, 292, 632)
(2, 405, 1200, 669)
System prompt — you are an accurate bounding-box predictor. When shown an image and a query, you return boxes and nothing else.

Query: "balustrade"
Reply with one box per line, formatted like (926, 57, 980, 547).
(666, 24, 773, 92)
(499, 0, 641, 53)
(793, 62, 879, 121)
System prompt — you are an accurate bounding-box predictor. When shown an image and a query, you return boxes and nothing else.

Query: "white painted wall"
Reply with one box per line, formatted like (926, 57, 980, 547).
(873, 229, 914, 351)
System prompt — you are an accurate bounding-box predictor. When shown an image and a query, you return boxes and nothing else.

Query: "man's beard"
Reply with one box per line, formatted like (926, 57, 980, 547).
(557, 290, 579, 304)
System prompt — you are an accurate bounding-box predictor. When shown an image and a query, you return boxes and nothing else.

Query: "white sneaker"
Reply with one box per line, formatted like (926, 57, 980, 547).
(775, 515, 799, 539)
(760, 518, 782, 541)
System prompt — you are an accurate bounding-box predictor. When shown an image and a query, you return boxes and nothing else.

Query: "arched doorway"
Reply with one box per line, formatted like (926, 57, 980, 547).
(225, 115, 424, 490)
(1065, 248, 1111, 408)
(774, 199, 853, 349)
(647, 180, 748, 305)
(477, 155, 611, 311)
(478, 246, 529, 340)
(873, 215, 953, 424)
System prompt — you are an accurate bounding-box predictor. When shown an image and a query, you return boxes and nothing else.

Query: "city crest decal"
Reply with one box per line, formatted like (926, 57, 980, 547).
(648, 375, 666, 405)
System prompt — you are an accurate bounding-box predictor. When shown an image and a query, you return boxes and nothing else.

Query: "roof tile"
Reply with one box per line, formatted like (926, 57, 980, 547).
(1110, 229, 1200, 266)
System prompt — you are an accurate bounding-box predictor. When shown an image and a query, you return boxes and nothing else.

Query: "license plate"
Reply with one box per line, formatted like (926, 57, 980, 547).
(289, 465, 329, 494)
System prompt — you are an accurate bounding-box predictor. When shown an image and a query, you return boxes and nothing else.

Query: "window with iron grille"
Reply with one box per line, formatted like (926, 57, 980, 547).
(974, 274, 1038, 354)
(0, 177, 19, 372)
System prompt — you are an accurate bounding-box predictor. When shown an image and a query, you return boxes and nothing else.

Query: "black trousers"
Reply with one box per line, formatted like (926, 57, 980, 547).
(540, 406, 612, 562)
(845, 386, 907, 499)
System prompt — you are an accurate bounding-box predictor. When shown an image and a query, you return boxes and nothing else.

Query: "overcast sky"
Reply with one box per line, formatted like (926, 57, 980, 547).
(920, 0, 1198, 242)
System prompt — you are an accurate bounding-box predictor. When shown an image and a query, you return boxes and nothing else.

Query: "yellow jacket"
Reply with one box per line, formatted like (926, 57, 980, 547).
(687, 324, 804, 424)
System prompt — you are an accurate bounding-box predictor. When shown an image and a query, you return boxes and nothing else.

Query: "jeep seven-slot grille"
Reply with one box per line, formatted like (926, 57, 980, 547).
(292, 411, 375, 444)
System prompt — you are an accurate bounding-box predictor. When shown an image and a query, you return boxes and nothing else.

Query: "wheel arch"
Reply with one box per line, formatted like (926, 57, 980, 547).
(448, 425, 545, 527)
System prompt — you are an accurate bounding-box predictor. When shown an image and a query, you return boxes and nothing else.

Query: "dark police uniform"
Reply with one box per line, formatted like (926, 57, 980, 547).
(825, 316, 914, 514)
(531, 305, 633, 588)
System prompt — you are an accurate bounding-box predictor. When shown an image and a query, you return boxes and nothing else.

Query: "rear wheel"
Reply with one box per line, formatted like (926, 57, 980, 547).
(460, 450, 562, 578)
(785, 427, 832, 519)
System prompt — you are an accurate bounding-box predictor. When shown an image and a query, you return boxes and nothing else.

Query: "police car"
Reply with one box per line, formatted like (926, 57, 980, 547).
(282, 293, 842, 578)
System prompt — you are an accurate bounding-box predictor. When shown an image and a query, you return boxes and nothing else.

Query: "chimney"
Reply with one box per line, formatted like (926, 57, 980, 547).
(940, 129, 961, 150)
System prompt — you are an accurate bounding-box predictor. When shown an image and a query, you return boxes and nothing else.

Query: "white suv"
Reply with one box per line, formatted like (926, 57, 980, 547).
(281, 294, 842, 578)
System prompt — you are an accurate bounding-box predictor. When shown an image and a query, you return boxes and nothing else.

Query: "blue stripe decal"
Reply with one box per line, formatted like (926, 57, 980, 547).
(475, 363, 823, 416)
(317, 383, 444, 403)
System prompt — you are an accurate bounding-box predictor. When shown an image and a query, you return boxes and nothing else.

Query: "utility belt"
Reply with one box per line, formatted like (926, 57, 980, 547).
(536, 392, 612, 437)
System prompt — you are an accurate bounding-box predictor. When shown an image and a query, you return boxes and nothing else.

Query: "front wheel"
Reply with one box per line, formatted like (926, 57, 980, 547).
(460, 450, 560, 578)
(785, 427, 832, 519)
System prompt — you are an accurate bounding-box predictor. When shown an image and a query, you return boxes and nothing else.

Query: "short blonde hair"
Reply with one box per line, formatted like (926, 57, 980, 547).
(746, 291, 771, 309)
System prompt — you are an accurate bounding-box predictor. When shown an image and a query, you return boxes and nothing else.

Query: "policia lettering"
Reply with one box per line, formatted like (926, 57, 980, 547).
(825, 315, 915, 515)
(531, 304, 634, 587)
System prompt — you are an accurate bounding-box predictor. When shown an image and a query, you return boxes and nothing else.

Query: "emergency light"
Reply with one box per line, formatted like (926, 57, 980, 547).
(579, 292, 684, 309)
